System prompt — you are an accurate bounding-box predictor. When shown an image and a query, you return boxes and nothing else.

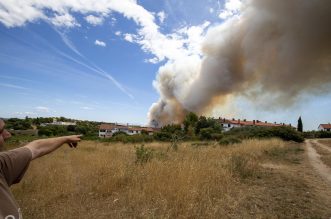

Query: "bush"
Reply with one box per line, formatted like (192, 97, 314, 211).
(135, 145, 154, 164)
(270, 126, 304, 142)
(224, 126, 304, 143)
(219, 136, 242, 145)
(210, 133, 224, 141)
(38, 125, 68, 136)
(199, 128, 213, 140)
(100, 133, 154, 143)
(154, 132, 172, 141)
(304, 131, 331, 138)
(38, 127, 53, 136)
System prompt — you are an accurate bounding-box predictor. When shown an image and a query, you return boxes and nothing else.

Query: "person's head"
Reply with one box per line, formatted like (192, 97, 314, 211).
(0, 119, 11, 147)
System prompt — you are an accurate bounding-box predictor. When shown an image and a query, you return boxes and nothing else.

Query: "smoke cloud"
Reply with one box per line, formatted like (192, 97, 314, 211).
(148, 0, 331, 126)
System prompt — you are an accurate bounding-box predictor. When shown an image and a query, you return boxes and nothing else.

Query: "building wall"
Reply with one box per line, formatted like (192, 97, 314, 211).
(99, 128, 142, 137)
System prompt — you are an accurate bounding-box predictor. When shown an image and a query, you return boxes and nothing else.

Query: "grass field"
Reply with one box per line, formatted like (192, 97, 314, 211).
(10, 139, 331, 218)
(315, 140, 331, 168)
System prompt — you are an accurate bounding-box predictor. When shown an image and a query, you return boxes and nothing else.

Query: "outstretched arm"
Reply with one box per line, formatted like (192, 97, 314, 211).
(24, 135, 82, 160)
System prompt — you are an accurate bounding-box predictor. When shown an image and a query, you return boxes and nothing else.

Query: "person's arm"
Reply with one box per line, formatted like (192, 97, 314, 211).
(24, 135, 82, 160)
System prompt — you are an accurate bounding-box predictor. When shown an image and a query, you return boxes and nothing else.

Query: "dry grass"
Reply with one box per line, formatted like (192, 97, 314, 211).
(10, 139, 330, 218)
(313, 142, 331, 168)
(318, 139, 331, 148)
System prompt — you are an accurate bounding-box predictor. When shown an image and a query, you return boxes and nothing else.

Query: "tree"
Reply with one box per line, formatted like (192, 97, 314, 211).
(297, 116, 303, 132)
(195, 116, 222, 135)
(183, 112, 198, 135)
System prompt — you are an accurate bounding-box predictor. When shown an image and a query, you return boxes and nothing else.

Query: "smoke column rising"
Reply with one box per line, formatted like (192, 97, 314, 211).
(148, 0, 331, 126)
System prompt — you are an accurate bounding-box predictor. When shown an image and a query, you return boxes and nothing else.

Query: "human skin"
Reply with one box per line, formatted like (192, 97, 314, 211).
(0, 119, 12, 148)
(0, 119, 81, 159)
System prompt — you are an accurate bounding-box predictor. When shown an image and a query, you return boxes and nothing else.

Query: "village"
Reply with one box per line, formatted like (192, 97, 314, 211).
(97, 117, 331, 138)
(4, 116, 331, 139)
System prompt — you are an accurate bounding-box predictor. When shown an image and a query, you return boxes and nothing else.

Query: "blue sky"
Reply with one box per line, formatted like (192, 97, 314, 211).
(0, 1, 220, 124)
(0, 0, 330, 130)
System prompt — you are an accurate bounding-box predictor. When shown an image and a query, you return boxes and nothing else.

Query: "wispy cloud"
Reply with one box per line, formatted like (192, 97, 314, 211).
(51, 13, 80, 27)
(94, 40, 106, 47)
(13, 111, 37, 116)
(0, 75, 35, 83)
(85, 15, 104, 26)
(46, 28, 135, 99)
(0, 83, 27, 90)
(124, 33, 135, 43)
(53, 27, 84, 57)
(157, 11, 166, 24)
(80, 106, 94, 110)
(35, 106, 50, 112)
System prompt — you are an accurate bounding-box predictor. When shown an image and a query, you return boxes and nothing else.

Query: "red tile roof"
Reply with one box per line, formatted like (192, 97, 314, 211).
(319, 124, 331, 129)
(216, 118, 290, 127)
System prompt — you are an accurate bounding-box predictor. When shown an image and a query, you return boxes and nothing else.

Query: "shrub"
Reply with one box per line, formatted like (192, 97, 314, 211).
(305, 130, 331, 138)
(154, 132, 172, 141)
(112, 131, 128, 137)
(134, 145, 154, 164)
(210, 133, 224, 141)
(199, 128, 213, 140)
(38, 125, 68, 136)
(219, 136, 242, 145)
(101, 134, 154, 143)
(224, 126, 304, 143)
(270, 126, 304, 142)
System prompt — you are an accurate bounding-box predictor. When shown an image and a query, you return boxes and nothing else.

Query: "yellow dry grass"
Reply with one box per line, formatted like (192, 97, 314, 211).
(10, 139, 330, 218)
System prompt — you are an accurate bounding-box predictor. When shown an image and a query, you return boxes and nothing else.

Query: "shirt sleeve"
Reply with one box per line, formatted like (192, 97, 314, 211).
(0, 147, 32, 186)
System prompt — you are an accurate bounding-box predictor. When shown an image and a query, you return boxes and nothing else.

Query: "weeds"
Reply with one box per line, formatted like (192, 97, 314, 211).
(228, 154, 258, 179)
(134, 145, 154, 164)
(219, 136, 242, 145)
(264, 144, 304, 164)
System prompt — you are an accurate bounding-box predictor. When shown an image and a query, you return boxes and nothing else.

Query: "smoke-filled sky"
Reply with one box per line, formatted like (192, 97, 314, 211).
(0, 0, 330, 130)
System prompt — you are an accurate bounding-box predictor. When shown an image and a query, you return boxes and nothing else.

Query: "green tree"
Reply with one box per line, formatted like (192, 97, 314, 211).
(161, 124, 182, 135)
(183, 112, 198, 135)
(195, 116, 222, 135)
(297, 116, 303, 132)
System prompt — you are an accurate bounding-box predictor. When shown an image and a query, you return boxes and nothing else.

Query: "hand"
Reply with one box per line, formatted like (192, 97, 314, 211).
(66, 135, 82, 148)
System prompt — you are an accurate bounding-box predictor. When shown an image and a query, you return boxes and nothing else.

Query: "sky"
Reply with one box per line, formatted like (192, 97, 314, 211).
(0, 0, 330, 130)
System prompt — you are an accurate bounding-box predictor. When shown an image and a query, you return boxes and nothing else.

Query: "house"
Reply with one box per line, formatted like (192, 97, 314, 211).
(98, 123, 157, 138)
(215, 117, 291, 132)
(40, 118, 76, 126)
(318, 123, 331, 131)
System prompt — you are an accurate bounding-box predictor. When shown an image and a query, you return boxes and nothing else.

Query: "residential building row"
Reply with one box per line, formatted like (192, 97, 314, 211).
(215, 117, 293, 132)
(98, 118, 331, 138)
(40, 118, 76, 126)
(98, 123, 158, 138)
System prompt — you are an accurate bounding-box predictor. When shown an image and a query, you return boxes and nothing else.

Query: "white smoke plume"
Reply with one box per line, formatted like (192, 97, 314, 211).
(148, 0, 331, 127)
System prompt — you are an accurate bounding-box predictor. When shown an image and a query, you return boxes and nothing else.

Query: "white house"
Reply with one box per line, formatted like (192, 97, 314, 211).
(318, 124, 331, 131)
(40, 118, 76, 126)
(216, 117, 291, 132)
(98, 124, 156, 138)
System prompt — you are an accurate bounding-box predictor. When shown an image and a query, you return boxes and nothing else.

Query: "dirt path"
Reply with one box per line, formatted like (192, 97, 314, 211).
(306, 139, 331, 183)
